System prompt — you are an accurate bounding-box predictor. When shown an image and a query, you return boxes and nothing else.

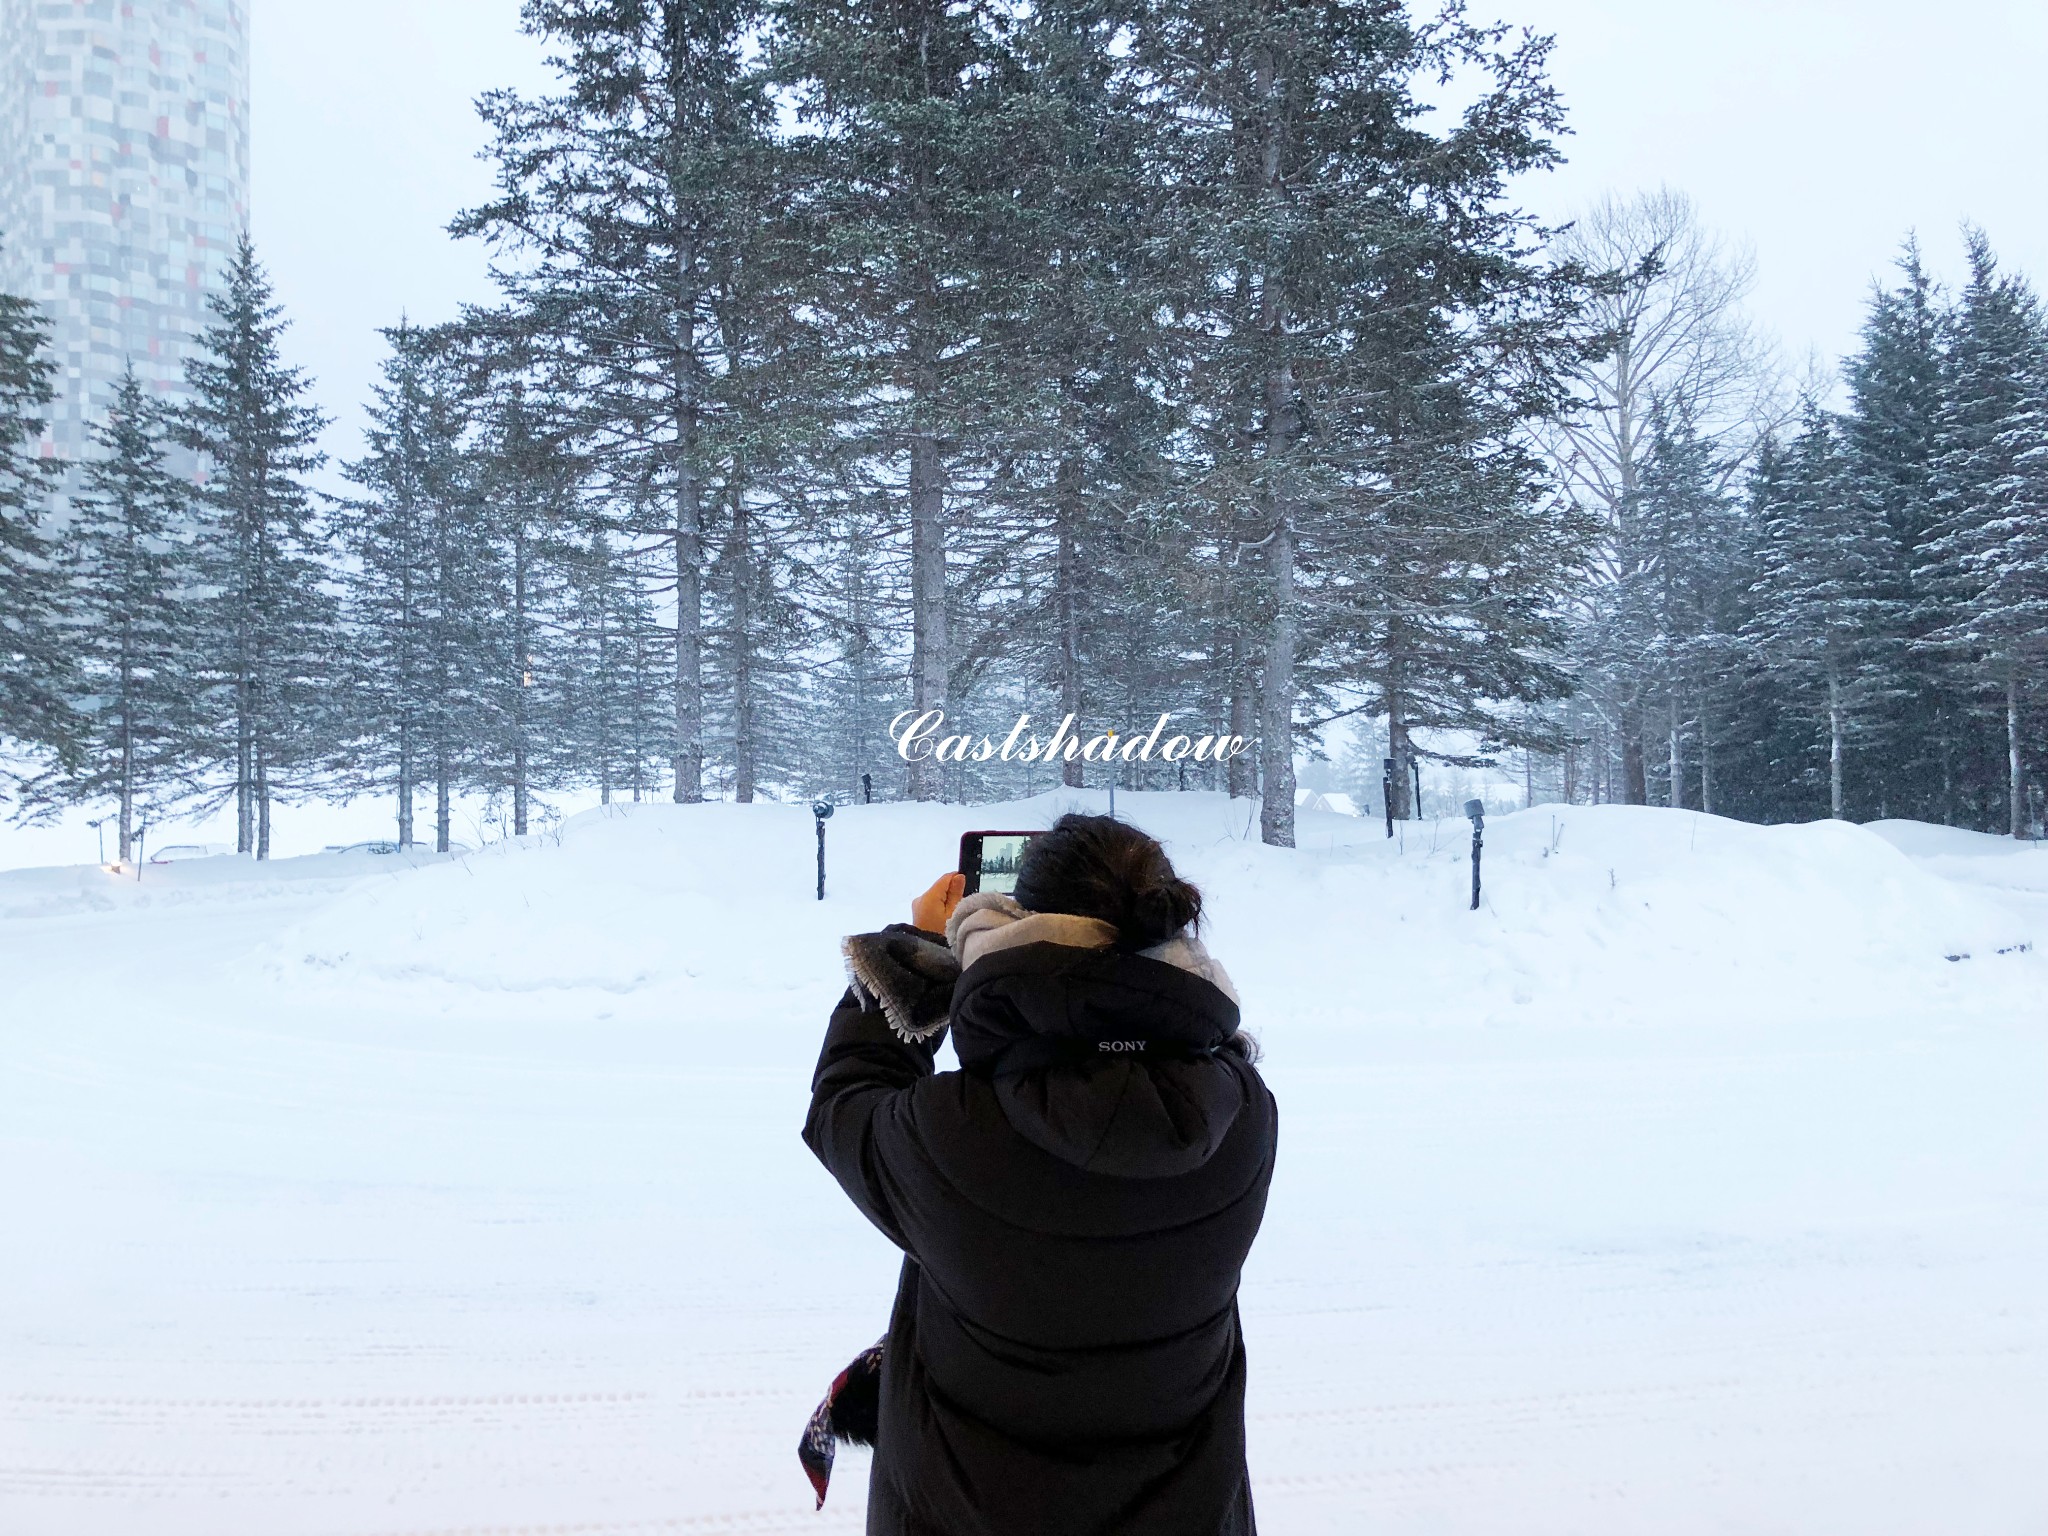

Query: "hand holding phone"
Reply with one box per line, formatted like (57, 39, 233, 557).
(911, 872, 965, 934)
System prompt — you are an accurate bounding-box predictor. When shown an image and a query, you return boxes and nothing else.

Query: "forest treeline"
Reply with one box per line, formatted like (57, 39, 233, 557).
(1, 0, 2044, 858)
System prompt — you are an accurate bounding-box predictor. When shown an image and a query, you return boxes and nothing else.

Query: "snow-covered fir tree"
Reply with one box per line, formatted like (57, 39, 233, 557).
(334, 323, 493, 852)
(457, 0, 782, 806)
(1918, 232, 2045, 831)
(550, 524, 671, 804)
(1839, 242, 1948, 820)
(1746, 409, 1902, 819)
(470, 381, 579, 835)
(1925, 275, 2048, 837)
(0, 277, 72, 793)
(174, 236, 334, 859)
(42, 368, 200, 858)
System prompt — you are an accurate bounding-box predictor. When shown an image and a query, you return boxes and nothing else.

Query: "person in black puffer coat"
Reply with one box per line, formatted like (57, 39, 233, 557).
(803, 813, 1277, 1536)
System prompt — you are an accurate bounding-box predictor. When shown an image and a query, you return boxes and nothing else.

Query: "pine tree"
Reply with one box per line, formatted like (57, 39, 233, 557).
(1746, 409, 1900, 819)
(472, 379, 579, 834)
(768, 0, 1023, 800)
(177, 235, 334, 859)
(335, 323, 483, 850)
(1919, 232, 2043, 830)
(803, 503, 909, 803)
(45, 368, 200, 858)
(709, 480, 810, 800)
(0, 279, 73, 791)
(1840, 241, 1947, 819)
(993, 0, 1179, 790)
(1619, 405, 1749, 810)
(1130, 0, 1586, 842)
(1933, 314, 2048, 838)
(458, 0, 781, 805)
(550, 523, 661, 801)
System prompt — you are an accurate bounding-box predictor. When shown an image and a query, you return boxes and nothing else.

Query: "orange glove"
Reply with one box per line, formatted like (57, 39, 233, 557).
(911, 872, 965, 935)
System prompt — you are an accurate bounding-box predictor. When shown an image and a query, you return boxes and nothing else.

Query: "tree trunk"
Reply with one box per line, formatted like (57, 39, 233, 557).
(256, 747, 271, 860)
(907, 431, 948, 802)
(2008, 662, 2024, 839)
(667, 136, 706, 805)
(1386, 667, 1414, 821)
(1226, 635, 1257, 799)
(1620, 699, 1648, 805)
(236, 666, 253, 854)
(1258, 513, 1297, 847)
(398, 508, 416, 846)
(436, 747, 451, 853)
(511, 515, 530, 837)
(1827, 665, 1845, 820)
(1939, 717, 1954, 826)
(600, 599, 616, 805)
(1667, 691, 1683, 809)
(673, 506, 704, 804)
(238, 488, 259, 855)
(1250, 45, 1297, 848)
(1699, 704, 1716, 816)
(398, 717, 414, 848)
(118, 617, 134, 864)
(1055, 455, 1085, 790)
(730, 484, 757, 804)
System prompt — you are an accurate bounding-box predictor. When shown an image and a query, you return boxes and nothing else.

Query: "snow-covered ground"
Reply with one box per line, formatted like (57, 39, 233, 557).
(3, 792, 2044, 1534)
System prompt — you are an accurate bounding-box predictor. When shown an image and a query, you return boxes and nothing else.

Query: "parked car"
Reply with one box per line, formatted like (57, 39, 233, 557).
(147, 843, 231, 864)
(322, 840, 475, 856)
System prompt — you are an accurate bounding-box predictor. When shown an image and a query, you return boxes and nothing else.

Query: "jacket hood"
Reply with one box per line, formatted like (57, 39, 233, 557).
(950, 941, 1251, 1179)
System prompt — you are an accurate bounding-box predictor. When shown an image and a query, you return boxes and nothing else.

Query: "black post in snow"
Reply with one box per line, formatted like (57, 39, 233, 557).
(813, 800, 834, 900)
(1464, 799, 1485, 911)
(861, 772, 872, 805)
(1382, 757, 1395, 839)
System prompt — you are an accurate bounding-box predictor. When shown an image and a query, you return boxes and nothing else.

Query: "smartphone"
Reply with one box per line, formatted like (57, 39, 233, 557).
(959, 830, 1041, 896)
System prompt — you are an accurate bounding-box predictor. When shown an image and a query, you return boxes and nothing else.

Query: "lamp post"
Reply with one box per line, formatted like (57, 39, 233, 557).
(1464, 799, 1485, 911)
(813, 799, 834, 900)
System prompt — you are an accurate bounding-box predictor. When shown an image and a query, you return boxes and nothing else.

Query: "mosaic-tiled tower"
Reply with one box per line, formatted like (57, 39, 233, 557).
(0, 0, 249, 464)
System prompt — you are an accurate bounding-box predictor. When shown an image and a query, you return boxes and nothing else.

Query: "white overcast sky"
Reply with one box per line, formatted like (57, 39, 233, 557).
(251, 0, 2048, 465)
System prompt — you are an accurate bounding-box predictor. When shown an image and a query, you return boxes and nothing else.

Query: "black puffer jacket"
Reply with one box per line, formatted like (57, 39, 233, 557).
(805, 927, 1278, 1536)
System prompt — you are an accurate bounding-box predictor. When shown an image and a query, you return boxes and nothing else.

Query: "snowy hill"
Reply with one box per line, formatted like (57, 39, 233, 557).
(3, 794, 2045, 1533)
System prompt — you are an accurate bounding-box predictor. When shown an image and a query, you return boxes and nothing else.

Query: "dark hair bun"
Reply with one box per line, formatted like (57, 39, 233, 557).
(1012, 813, 1202, 951)
(1127, 878, 1201, 949)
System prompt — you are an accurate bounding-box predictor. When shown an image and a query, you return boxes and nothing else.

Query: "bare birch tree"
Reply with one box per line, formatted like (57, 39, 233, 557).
(1545, 188, 1787, 804)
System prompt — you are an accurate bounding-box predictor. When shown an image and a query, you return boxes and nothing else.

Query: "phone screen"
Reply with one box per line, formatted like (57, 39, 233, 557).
(962, 831, 1039, 895)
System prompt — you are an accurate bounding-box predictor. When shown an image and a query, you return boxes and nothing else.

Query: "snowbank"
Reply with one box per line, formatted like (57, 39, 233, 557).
(262, 793, 2039, 1035)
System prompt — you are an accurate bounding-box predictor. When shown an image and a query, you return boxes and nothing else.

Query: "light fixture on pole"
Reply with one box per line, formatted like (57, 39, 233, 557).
(1464, 799, 1485, 911)
(812, 800, 834, 901)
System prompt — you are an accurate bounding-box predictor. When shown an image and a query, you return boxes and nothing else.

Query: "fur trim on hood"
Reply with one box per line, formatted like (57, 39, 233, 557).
(841, 925, 959, 1045)
(946, 891, 1238, 1005)
(841, 895, 1239, 1047)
